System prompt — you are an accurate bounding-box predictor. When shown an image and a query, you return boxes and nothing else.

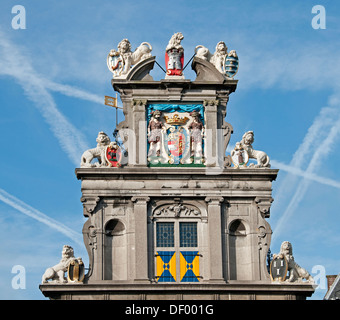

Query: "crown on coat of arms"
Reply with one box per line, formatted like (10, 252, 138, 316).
(164, 113, 189, 125)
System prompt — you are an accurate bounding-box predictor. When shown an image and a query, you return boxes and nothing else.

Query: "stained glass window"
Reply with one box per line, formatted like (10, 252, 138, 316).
(156, 222, 174, 247)
(179, 222, 197, 247)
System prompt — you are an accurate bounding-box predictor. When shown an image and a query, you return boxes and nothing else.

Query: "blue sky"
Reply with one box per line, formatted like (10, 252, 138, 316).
(0, 0, 339, 300)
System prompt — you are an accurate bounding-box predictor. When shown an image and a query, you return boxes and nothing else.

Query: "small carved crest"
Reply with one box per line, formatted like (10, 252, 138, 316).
(231, 143, 249, 168)
(105, 144, 122, 167)
(223, 51, 239, 78)
(270, 255, 288, 282)
(67, 259, 85, 283)
(107, 50, 124, 77)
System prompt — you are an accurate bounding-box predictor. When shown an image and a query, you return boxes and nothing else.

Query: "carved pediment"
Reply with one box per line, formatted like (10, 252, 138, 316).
(153, 203, 200, 218)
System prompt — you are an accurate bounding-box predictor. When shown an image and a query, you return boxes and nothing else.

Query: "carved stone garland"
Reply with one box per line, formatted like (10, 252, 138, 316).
(153, 203, 200, 218)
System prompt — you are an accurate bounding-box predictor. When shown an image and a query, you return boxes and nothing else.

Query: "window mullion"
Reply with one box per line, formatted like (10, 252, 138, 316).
(174, 221, 180, 283)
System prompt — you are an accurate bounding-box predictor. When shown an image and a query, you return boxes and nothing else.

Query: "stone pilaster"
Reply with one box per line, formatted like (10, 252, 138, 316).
(203, 100, 219, 167)
(255, 196, 274, 281)
(131, 99, 148, 167)
(205, 196, 224, 282)
(131, 196, 150, 282)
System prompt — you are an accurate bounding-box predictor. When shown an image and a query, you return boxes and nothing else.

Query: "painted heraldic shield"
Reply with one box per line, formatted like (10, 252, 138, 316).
(270, 255, 288, 282)
(67, 259, 85, 283)
(224, 53, 239, 78)
(165, 49, 184, 76)
(107, 52, 123, 77)
(105, 145, 122, 167)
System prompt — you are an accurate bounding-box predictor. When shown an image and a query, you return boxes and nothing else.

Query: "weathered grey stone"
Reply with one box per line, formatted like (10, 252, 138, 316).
(40, 36, 315, 300)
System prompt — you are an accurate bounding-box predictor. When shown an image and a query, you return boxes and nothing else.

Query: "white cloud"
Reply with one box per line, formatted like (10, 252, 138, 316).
(234, 33, 340, 93)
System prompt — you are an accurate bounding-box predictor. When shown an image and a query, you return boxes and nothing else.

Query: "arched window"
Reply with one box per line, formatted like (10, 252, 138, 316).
(152, 202, 204, 283)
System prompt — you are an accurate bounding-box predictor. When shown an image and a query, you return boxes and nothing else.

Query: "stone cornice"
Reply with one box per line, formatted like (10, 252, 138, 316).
(112, 78, 238, 95)
(75, 167, 279, 181)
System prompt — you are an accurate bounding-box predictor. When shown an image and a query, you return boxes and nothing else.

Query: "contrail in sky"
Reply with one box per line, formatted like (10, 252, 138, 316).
(273, 106, 338, 204)
(227, 144, 340, 190)
(0, 30, 101, 243)
(44, 79, 103, 105)
(272, 102, 340, 243)
(0, 29, 90, 166)
(0, 188, 83, 246)
(270, 159, 340, 189)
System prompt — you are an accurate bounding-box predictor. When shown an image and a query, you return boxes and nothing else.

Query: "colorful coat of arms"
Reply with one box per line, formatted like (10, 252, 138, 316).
(224, 51, 239, 78)
(147, 107, 205, 166)
(165, 49, 184, 76)
(167, 127, 185, 160)
(231, 142, 249, 168)
(107, 51, 124, 77)
(105, 144, 122, 167)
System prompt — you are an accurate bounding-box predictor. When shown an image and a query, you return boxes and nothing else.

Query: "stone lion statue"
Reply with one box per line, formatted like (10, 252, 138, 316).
(210, 41, 228, 73)
(41, 245, 78, 283)
(166, 32, 184, 51)
(80, 131, 111, 168)
(239, 131, 270, 168)
(195, 41, 237, 74)
(274, 241, 314, 283)
(108, 38, 152, 76)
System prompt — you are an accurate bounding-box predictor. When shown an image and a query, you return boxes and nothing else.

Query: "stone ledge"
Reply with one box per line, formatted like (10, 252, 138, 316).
(40, 282, 315, 300)
(75, 167, 279, 180)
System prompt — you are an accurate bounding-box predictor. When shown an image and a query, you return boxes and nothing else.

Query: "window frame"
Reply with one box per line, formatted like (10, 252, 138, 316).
(154, 218, 200, 283)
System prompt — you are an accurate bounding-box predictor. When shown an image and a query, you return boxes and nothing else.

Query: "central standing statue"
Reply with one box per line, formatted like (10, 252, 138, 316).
(165, 32, 184, 78)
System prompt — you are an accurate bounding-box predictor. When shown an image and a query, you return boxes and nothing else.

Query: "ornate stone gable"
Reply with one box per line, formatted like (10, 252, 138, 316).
(40, 33, 315, 301)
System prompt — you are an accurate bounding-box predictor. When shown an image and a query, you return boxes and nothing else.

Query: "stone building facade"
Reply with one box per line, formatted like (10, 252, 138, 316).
(40, 35, 315, 300)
